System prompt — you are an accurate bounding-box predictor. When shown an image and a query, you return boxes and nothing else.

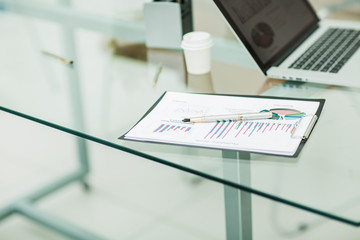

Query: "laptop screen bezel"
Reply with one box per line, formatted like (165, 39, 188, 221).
(213, 0, 320, 73)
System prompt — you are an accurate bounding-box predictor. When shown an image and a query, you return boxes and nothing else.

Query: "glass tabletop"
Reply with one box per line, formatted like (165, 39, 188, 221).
(2, 0, 360, 226)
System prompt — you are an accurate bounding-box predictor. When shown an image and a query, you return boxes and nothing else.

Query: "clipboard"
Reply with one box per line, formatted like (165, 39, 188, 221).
(119, 91, 325, 157)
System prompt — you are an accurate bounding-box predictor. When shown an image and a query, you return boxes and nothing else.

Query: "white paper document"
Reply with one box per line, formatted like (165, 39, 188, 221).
(122, 92, 324, 156)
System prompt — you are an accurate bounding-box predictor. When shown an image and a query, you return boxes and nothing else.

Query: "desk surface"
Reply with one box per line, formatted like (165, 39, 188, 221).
(2, 0, 360, 226)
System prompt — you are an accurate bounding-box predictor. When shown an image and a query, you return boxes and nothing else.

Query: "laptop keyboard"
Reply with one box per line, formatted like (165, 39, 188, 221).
(289, 28, 360, 73)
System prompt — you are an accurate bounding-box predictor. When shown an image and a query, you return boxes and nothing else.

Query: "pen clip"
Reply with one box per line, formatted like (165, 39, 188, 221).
(290, 114, 317, 141)
(302, 115, 318, 141)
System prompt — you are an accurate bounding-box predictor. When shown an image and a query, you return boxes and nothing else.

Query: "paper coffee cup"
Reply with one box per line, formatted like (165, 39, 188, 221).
(181, 31, 213, 75)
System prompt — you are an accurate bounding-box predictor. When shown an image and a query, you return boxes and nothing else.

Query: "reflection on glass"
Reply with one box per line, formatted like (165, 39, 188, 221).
(187, 72, 215, 93)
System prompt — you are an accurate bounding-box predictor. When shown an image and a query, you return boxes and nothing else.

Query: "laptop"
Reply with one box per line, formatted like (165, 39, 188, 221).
(213, 0, 360, 87)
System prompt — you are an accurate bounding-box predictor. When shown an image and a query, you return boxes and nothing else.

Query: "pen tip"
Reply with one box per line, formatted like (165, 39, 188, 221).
(182, 118, 190, 122)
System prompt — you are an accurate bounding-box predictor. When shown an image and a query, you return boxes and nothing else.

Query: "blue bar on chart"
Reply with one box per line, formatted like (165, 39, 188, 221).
(153, 124, 192, 134)
(203, 120, 297, 140)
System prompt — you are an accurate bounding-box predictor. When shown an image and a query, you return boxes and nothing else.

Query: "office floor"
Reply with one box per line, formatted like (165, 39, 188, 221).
(1, 108, 360, 240)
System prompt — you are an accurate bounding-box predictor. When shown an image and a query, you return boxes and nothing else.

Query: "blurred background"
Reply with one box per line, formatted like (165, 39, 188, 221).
(1, 0, 360, 239)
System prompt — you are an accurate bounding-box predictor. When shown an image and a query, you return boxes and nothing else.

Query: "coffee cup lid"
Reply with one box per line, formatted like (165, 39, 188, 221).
(181, 31, 213, 50)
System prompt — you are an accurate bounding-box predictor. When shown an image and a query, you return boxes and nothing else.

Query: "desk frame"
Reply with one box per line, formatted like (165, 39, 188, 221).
(0, 3, 105, 238)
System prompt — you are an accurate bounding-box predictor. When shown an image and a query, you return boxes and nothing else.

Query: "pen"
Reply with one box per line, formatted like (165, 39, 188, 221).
(182, 111, 273, 123)
(152, 63, 163, 87)
(41, 51, 73, 65)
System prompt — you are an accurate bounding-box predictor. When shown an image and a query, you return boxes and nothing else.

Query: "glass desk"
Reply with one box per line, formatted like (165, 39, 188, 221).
(1, 1, 360, 239)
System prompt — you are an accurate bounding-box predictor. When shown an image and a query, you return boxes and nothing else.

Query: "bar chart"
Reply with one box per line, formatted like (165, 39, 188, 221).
(203, 120, 297, 140)
(153, 123, 192, 133)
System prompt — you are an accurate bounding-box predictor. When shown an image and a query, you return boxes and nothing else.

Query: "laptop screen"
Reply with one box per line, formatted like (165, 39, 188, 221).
(214, 0, 319, 72)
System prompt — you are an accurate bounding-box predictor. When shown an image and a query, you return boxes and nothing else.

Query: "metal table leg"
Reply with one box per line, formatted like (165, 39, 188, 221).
(0, 2, 103, 237)
(223, 151, 252, 240)
(0, 138, 104, 239)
